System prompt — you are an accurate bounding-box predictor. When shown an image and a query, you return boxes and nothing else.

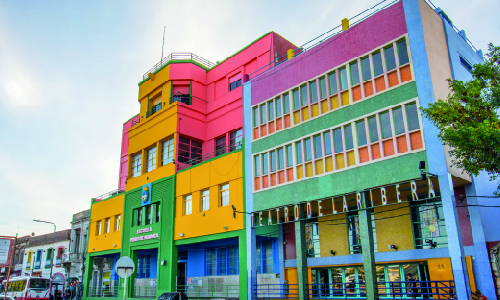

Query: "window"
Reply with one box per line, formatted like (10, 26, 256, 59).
(328, 72, 338, 95)
(275, 97, 282, 118)
(184, 195, 192, 215)
(260, 105, 267, 124)
(310, 80, 318, 104)
(137, 208, 142, 226)
(256, 241, 274, 274)
(131, 153, 142, 177)
(410, 195, 447, 249)
(397, 39, 409, 65)
(361, 57, 371, 81)
(339, 67, 348, 90)
(270, 151, 276, 172)
(218, 247, 227, 275)
(252, 107, 259, 127)
(385, 45, 396, 71)
(368, 116, 379, 142)
(460, 56, 473, 73)
(229, 129, 243, 150)
(373, 51, 384, 77)
(146, 205, 152, 224)
(296, 141, 303, 164)
(356, 120, 367, 146)
(205, 246, 238, 276)
(344, 125, 354, 150)
(146, 146, 157, 172)
(304, 138, 312, 162)
(300, 85, 308, 107)
(215, 135, 227, 156)
(178, 136, 202, 164)
(268, 101, 274, 121)
(292, 89, 300, 110)
(254, 155, 260, 176)
(286, 145, 293, 167)
(35, 250, 42, 269)
(277, 148, 284, 170)
(319, 77, 327, 99)
(202, 190, 210, 211)
(306, 223, 321, 257)
(348, 210, 377, 254)
(406, 103, 420, 131)
(262, 153, 268, 175)
(229, 78, 242, 91)
(323, 131, 332, 155)
(334, 128, 343, 153)
(96, 221, 102, 236)
(155, 203, 160, 223)
(380, 112, 393, 139)
(314, 135, 322, 159)
(105, 218, 110, 233)
(220, 184, 230, 206)
(206, 249, 216, 276)
(137, 255, 152, 278)
(350, 61, 360, 85)
(283, 93, 290, 114)
(393, 107, 405, 135)
(45, 248, 53, 268)
(161, 137, 174, 165)
(115, 215, 121, 231)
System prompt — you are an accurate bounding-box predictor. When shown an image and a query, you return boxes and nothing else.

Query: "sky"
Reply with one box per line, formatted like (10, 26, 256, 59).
(0, 0, 498, 238)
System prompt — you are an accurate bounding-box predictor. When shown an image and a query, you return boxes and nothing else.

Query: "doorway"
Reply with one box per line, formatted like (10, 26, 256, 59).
(177, 262, 186, 292)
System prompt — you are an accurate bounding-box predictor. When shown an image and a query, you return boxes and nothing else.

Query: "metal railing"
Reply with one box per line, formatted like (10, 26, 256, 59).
(130, 114, 140, 128)
(142, 52, 216, 81)
(69, 253, 85, 263)
(133, 286, 156, 298)
(94, 186, 126, 202)
(88, 286, 119, 298)
(254, 280, 456, 299)
(146, 103, 162, 118)
(176, 285, 240, 299)
(177, 141, 242, 171)
(169, 93, 208, 106)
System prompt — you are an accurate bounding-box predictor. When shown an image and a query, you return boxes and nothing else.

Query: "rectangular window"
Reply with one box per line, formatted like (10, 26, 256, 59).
(161, 137, 175, 165)
(339, 67, 348, 90)
(262, 153, 268, 175)
(202, 190, 210, 211)
(206, 249, 216, 276)
(146, 146, 157, 172)
(228, 245, 238, 275)
(264, 241, 273, 273)
(304, 138, 312, 162)
(178, 136, 202, 164)
(397, 39, 409, 65)
(275, 97, 282, 117)
(380, 112, 393, 139)
(131, 153, 142, 177)
(105, 218, 110, 233)
(96, 221, 102, 236)
(357, 120, 367, 146)
(136, 208, 142, 226)
(220, 184, 230, 206)
(361, 57, 371, 81)
(373, 51, 384, 77)
(350, 61, 360, 85)
(460, 56, 473, 73)
(218, 247, 227, 275)
(319, 77, 327, 99)
(296, 141, 303, 164)
(314, 135, 322, 159)
(328, 72, 338, 95)
(268, 101, 274, 120)
(229, 78, 242, 91)
(286, 145, 293, 167)
(300, 85, 308, 106)
(334, 128, 343, 153)
(184, 195, 192, 215)
(155, 203, 160, 223)
(277, 148, 284, 170)
(270, 150, 276, 172)
(393, 107, 405, 134)
(283, 93, 290, 114)
(215, 135, 227, 156)
(310, 80, 318, 104)
(252, 107, 259, 127)
(406, 103, 420, 131)
(115, 215, 121, 231)
(323, 131, 332, 155)
(229, 129, 243, 150)
(385, 45, 396, 71)
(368, 116, 379, 143)
(260, 105, 267, 124)
(146, 205, 152, 224)
(254, 155, 260, 176)
(292, 89, 300, 110)
(345, 125, 354, 150)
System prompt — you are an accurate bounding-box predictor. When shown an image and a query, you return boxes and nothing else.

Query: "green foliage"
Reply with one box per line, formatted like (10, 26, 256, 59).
(421, 43, 500, 190)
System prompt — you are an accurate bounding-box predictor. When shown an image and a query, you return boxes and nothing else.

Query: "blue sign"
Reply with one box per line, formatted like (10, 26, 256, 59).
(141, 183, 152, 206)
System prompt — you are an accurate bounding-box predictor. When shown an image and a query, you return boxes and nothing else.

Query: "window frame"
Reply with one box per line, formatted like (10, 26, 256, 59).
(184, 194, 192, 215)
(220, 183, 230, 207)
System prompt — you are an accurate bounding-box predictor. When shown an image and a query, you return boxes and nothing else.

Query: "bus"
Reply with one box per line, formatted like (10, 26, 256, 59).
(0, 276, 51, 300)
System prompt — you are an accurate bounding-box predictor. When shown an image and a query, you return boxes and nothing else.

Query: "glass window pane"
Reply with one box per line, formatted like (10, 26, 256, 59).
(350, 61, 360, 85)
(357, 120, 367, 146)
(368, 116, 379, 143)
(295, 141, 303, 164)
(300, 85, 308, 106)
(380, 112, 393, 139)
(260, 105, 267, 124)
(323, 131, 332, 155)
(277, 148, 284, 170)
(310, 80, 318, 104)
(345, 125, 354, 150)
(398, 40, 409, 65)
(393, 107, 405, 134)
(254, 156, 260, 176)
(275, 97, 282, 117)
(283, 93, 290, 114)
(252, 107, 258, 127)
(339, 67, 348, 90)
(268, 101, 274, 120)
(328, 72, 338, 95)
(262, 153, 268, 175)
(270, 150, 276, 172)
(362, 57, 371, 81)
(334, 128, 343, 153)
(304, 138, 312, 161)
(319, 77, 326, 99)
(373, 51, 384, 77)
(385, 45, 396, 71)
(286, 145, 293, 167)
(406, 103, 420, 131)
(293, 89, 300, 110)
(314, 135, 322, 159)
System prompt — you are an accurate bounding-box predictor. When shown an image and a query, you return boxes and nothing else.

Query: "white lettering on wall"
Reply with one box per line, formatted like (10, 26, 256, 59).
(294, 205, 299, 221)
(411, 181, 419, 201)
(396, 184, 402, 203)
(130, 233, 159, 243)
(381, 187, 387, 205)
(428, 178, 436, 198)
(307, 203, 312, 218)
(268, 211, 273, 226)
(136, 227, 153, 235)
(343, 196, 348, 212)
(318, 201, 323, 217)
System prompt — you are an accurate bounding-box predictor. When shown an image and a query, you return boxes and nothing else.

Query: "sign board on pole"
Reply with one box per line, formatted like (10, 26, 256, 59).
(0, 239, 13, 266)
(115, 256, 134, 279)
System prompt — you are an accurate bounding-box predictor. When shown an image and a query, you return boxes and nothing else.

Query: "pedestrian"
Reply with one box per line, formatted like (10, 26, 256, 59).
(63, 287, 71, 300)
(406, 273, 419, 300)
(55, 289, 63, 300)
(475, 290, 488, 300)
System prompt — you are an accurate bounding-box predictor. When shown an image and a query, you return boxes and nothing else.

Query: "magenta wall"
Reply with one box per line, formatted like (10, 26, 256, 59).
(119, 118, 133, 188)
(250, 2, 407, 105)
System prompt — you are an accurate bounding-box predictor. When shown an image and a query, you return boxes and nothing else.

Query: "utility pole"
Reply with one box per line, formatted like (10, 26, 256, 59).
(161, 26, 166, 63)
(34, 220, 56, 295)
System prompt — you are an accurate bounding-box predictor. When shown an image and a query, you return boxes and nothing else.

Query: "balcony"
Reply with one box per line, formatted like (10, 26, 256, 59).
(146, 103, 162, 119)
(177, 141, 242, 171)
(25, 262, 30, 270)
(142, 52, 216, 81)
(69, 253, 85, 263)
(34, 261, 41, 269)
(94, 186, 126, 202)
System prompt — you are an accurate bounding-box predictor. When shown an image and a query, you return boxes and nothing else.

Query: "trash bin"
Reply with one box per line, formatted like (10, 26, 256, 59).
(157, 292, 187, 300)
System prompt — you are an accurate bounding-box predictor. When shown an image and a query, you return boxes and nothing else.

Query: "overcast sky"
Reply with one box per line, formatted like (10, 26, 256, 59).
(0, 0, 498, 237)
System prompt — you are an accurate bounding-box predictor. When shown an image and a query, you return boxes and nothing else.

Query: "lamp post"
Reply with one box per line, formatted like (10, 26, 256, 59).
(33, 220, 56, 296)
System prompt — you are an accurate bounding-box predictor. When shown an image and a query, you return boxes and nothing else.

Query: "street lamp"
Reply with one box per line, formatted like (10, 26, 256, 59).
(33, 220, 56, 296)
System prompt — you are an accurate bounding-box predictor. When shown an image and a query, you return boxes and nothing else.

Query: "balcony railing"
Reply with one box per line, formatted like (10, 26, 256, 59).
(69, 253, 85, 263)
(94, 186, 126, 202)
(130, 114, 140, 128)
(25, 262, 30, 270)
(177, 141, 242, 171)
(169, 93, 191, 105)
(34, 261, 41, 269)
(142, 52, 216, 81)
(133, 286, 156, 298)
(176, 285, 239, 299)
(55, 257, 61, 266)
(88, 286, 119, 298)
(146, 103, 162, 118)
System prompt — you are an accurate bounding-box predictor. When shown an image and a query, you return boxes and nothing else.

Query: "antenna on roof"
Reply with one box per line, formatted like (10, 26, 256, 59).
(161, 26, 166, 63)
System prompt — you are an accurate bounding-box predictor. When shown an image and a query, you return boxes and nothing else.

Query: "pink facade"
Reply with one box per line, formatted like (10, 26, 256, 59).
(118, 116, 136, 188)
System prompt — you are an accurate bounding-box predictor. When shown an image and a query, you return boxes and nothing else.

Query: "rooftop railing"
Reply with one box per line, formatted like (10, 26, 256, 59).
(142, 52, 216, 81)
(130, 114, 140, 128)
(94, 186, 126, 202)
(177, 141, 242, 171)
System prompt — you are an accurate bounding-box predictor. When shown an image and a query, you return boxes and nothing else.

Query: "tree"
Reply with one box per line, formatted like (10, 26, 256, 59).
(421, 43, 500, 191)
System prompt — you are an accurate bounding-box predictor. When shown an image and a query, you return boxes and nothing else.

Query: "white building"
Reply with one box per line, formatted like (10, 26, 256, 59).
(66, 210, 90, 282)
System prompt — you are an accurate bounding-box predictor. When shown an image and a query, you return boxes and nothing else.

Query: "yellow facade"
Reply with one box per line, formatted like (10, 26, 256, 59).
(174, 152, 244, 240)
(319, 214, 349, 256)
(374, 203, 414, 252)
(88, 194, 125, 253)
